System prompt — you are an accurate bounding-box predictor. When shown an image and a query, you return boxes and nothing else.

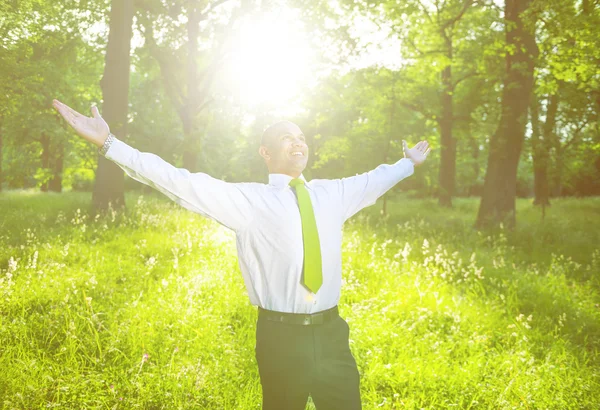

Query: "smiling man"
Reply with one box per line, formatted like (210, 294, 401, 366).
(52, 100, 430, 409)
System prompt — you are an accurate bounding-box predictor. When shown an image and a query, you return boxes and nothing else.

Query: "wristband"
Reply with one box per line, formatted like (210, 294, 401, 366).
(98, 133, 116, 156)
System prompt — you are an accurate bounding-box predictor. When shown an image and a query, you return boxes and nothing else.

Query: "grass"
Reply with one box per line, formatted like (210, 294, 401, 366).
(0, 190, 599, 409)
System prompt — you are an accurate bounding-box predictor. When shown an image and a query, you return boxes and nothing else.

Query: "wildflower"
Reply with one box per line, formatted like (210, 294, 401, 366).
(138, 352, 151, 374)
(8, 257, 18, 273)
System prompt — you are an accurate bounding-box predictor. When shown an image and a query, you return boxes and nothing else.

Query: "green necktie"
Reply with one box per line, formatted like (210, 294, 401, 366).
(289, 178, 323, 294)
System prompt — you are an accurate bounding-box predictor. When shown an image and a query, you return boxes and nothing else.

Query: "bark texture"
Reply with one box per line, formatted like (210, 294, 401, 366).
(475, 0, 538, 229)
(92, 0, 134, 212)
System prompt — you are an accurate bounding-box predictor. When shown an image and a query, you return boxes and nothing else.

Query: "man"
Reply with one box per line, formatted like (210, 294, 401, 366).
(52, 99, 430, 409)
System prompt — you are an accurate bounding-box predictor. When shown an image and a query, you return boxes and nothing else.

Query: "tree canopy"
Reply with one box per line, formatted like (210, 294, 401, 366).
(1, 0, 598, 227)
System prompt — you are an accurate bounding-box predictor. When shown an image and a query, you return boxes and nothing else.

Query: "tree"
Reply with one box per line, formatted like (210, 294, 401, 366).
(529, 86, 556, 207)
(393, 0, 480, 207)
(475, 0, 538, 229)
(300, 68, 427, 207)
(136, 0, 249, 172)
(92, 0, 135, 211)
(1, 0, 106, 193)
(529, 0, 600, 202)
(318, 0, 497, 206)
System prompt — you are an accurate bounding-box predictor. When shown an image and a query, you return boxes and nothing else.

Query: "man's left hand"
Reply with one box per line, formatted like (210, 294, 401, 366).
(402, 140, 431, 166)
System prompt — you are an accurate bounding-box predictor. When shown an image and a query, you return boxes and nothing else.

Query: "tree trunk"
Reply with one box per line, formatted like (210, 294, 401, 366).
(48, 142, 64, 193)
(92, 0, 134, 212)
(381, 136, 392, 217)
(138, 2, 224, 173)
(0, 125, 3, 192)
(40, 133, 50, 192)
(438, 52, 455, 207)
(531, 92, 557, 206)
(382, 91, 397, 217)
(182, 3, 201, 171)
(530, 97, 546, 205)
(182, 115, 199, 171)
(468, 129, 480, 197)
(475, 0, 538, 229)
(553, 148, 564, 197)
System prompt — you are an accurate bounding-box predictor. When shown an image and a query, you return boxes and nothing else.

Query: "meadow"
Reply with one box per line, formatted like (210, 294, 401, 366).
(0, 191, 599, 409)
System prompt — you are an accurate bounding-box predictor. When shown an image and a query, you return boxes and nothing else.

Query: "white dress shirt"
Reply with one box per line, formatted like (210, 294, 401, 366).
(104, 138, 414, 313)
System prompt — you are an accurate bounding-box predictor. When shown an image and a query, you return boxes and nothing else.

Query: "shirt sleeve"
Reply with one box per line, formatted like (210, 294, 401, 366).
(332, 158, 414, 223)
(104, 138, 254, 232)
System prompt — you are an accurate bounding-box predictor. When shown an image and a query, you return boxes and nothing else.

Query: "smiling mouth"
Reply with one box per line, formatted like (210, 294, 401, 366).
(290, 151, 305, 158)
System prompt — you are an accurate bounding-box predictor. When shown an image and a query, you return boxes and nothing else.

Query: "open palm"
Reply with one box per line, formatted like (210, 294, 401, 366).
(402, 140, 431, 166)
(52, 99, 109, 147)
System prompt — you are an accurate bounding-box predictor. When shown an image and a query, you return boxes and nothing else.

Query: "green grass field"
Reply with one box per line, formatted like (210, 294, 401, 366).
(1, 191, 599, 409)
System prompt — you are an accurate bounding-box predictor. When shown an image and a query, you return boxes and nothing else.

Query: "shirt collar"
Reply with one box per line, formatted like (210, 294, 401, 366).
(268, 173, 309, 189)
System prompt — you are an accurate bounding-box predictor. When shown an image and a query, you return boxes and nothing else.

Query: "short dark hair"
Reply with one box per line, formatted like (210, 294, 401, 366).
(261, 120, 295, 147)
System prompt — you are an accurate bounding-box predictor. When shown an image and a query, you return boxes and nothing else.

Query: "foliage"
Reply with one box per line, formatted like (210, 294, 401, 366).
(0, 0, 598, 207)
(1, 0, 106, 190)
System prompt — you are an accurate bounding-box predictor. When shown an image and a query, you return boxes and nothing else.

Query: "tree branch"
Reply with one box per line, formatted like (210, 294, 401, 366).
(563, 120, 589, 150)
(139, 13, 185, 113)
(416, 0, 435, 24)
(452, 70, 478, 89)
(405, 35, 445, 56)
(441, 0, 473, 30)
(434, 0, 442, 26)
(198, 0, 233, 22)
(399, 100, 436, 120)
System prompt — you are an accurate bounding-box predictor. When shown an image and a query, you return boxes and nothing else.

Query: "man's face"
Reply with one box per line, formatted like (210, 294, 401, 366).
(261, 122, 309, 177)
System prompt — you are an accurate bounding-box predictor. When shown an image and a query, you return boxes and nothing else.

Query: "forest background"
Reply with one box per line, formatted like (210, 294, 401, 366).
(1, 0, 598, 226)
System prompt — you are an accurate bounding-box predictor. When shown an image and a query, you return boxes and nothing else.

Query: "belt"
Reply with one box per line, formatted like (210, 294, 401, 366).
(258, 305, 339, 326)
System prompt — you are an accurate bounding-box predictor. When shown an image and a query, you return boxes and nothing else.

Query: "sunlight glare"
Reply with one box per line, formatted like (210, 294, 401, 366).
(221, 9, 315, 110)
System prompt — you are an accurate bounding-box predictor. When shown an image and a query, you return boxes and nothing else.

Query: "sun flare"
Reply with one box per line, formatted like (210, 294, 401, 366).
(220, 9, 315, 111)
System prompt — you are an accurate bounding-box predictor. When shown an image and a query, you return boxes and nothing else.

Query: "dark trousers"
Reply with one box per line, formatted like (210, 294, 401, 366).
(255, 308, 362, 410)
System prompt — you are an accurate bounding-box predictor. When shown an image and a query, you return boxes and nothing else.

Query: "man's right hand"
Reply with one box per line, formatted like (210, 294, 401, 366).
(52, 99, 110, 148)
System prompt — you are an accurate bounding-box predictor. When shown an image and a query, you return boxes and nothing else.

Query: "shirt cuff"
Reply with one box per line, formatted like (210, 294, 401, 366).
(399, 157, 415, 174)
(98, 133, 116, 157)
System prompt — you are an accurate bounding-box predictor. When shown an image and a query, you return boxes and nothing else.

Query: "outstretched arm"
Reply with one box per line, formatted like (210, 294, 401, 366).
(52, 99, 254, 232)
(334, 140, 431, 223)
